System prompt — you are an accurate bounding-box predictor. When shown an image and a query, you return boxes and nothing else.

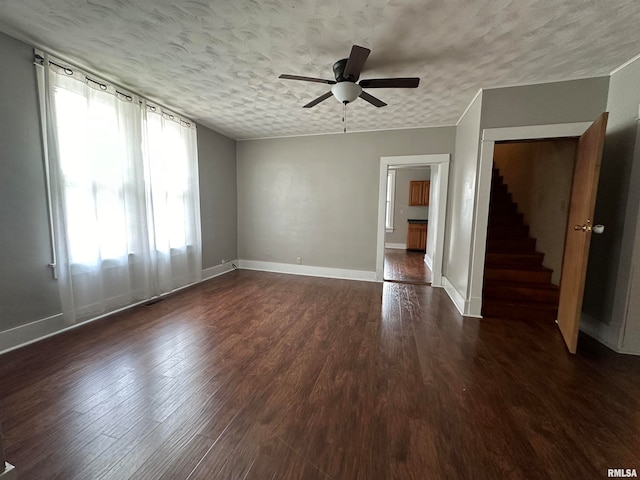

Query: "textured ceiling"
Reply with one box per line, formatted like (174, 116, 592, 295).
(0, 0, 639, 140)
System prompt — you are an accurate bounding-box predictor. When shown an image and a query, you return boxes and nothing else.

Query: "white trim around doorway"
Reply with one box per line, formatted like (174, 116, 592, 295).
(377, 154, 450, 285)
(465, 122, 593, 317)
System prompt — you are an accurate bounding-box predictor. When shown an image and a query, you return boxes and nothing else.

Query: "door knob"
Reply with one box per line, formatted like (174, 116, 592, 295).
(574, 219, 592, 232)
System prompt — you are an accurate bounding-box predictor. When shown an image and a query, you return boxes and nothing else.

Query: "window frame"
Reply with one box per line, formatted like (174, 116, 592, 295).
(385, 169, 396, 232)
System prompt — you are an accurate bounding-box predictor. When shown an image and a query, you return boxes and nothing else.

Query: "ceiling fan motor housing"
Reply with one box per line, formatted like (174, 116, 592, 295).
(333, 58, 350, 81)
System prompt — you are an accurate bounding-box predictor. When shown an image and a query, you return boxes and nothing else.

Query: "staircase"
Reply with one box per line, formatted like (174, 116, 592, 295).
(482, 166, 559, 322)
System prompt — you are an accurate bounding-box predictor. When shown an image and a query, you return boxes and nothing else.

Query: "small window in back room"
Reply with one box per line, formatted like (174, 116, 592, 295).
(386, 169, 396, 231)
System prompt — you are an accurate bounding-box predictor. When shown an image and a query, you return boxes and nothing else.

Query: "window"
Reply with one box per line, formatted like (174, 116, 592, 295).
(386, 169, 396, 231)
(39, 53, 202, 322)
(145, 110, 197, 252)
(54, 86, 142, 266)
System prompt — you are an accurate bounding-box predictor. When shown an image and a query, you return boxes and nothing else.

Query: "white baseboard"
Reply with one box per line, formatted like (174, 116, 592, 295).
(579, 313, 619, 351)
(238, 260, 379, 283)
(0, 463, 17, 480)
(466, 296, 484, 318)
(441, 277, 483, 318)
(424, 253, 433, 270)
(0, 266, 238, 356)
(442, 276, 465, 316)
(0, 313, 66, 354)
(202, 260, 238, 280)
(579, 314, 640, 356)
(385, 243, 406, 250)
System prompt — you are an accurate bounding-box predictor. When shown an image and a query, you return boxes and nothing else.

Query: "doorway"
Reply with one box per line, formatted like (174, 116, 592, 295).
(384, 247, 432, 284)
(466, 122, 594, 317)
(482, 139, 578, 321)
(383, 165, 432, 284)
(376, 154, 450, 285)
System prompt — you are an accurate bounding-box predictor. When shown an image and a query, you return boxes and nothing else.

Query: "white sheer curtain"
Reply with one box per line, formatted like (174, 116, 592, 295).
(144, 104, 202, 294)
(40, 55, 201, 324)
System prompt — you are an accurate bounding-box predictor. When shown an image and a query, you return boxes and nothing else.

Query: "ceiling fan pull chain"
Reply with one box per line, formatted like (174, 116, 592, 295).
(343, 103, 347, 133)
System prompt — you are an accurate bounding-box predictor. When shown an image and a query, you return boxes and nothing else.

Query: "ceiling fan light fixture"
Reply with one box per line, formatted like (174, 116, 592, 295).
(331, 82, 362, 104)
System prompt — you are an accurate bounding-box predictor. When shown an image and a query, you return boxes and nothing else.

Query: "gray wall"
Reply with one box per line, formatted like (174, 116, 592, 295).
(582, 56, 640, 352)
(481, 77, 610, 128)
(385, 167, 430, 245)
(0, 31, 238, 348)
(0, 31, 61, 331)
(197, 125, 238, 268)
(445, 93, 483, 298)
(237, 127, 455, 272)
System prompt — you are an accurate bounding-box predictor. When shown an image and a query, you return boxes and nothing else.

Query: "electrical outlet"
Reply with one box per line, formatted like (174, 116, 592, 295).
(296, 257, 302, 265)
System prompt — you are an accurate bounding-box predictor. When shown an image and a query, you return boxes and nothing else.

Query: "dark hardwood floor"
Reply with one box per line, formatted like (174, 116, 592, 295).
(384, 248, 431, 284)
(1, 270, 639, 479)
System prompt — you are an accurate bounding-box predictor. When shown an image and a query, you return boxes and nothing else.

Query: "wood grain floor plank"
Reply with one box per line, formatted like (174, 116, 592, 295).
(1, 271, 640, 479)
(71, 416, 162, 480)
(384, 248, 431, 284)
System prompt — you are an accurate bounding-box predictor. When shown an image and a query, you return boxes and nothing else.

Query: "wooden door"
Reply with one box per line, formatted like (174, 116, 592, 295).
(409, 181, 423, 205)
(409, 181, 430, 206)
(557, 112, 608, 353)
(422, 181, 430, 206)
(420, 224, 428, 250)
(407, 224, 423, 250)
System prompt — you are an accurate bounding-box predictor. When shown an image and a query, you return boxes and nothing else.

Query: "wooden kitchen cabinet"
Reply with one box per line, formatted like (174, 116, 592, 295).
(408, 180, 430, 206)
(407, 223, 427, 251)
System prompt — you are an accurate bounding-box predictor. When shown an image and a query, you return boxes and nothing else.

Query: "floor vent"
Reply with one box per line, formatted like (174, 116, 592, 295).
(144, 297, 165, 307)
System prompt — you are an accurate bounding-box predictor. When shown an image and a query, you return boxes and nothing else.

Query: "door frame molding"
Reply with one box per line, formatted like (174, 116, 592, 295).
(466, 122, 593, 317)
(376, 154, 450, 284)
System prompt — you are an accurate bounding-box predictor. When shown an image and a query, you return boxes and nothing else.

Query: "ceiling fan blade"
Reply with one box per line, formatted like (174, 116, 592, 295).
(280, 74, 336, 85)
(359, 77, 420, 88)
(359, 91, 387, 108)
(343, 45, 371, 81)
(303, 91, 333, 108)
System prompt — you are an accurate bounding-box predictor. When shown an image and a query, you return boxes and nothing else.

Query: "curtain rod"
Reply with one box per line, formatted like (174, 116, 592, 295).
(34, 52, 195, 128)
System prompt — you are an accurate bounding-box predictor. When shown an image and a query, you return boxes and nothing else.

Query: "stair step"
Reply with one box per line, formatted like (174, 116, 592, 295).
(489, 202, 518, 214)
(482, 300, 558, 322)
(490, 189, 512, 201)
(490, 188, 511, 199)
(491, 179, 508, 189)
(484, 280, 559, 303)
(486, 236, 537, 252)
(485, 266, 553, 283)
(485, 252, 545, 267)
(487, 224, 530, 237)
(484, 165, 558, 323)
(489, 212, 524, 226)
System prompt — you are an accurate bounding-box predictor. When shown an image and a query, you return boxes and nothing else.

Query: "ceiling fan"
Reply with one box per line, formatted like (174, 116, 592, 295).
(279, 45, 420, 109)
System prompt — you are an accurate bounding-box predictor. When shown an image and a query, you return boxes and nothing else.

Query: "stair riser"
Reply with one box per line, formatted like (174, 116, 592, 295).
(486, 238, 537, 251)
(489, 203, 518, 214)
(484, 285, 559, 303)
(487, 225, 530, 237)
(485, 253, 545, 268)
(490, 189, 514, 200)
(482, 303, 558, 322)
(485, 268, 552, 283)
(489, 214, 524, 226)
